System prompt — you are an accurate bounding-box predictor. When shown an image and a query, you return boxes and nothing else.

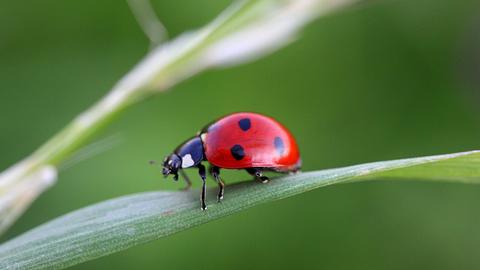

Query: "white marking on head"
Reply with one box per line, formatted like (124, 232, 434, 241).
(181, 154, 195, 168)
(168, 160, 173, 165)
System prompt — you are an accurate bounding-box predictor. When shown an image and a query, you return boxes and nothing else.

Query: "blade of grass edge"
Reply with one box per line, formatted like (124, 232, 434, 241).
(1, 150, 479, 270)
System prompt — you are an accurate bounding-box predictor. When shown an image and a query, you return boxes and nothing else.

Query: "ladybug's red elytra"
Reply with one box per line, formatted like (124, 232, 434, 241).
(161, 112, 301, 210)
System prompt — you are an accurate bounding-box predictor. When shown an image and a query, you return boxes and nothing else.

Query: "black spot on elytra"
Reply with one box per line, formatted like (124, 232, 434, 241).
(230, 144, 245, 160)
(274, 137, 285, 155)
(238, 118, 251, 131)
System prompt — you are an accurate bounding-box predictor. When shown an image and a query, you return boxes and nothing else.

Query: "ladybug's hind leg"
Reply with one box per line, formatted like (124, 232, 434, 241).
(246, 168, 269, 184)
(209, 166, 225, 202)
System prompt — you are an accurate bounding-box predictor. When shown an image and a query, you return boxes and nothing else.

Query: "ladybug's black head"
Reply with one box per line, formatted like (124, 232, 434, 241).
(162, 154, 182, 180)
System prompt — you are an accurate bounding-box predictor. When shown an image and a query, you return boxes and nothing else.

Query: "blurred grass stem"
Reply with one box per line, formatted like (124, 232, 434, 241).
(127, 0, 168, 48)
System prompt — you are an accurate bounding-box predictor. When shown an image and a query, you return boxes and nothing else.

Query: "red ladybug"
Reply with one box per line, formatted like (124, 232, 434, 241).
(161, 112, 301, 210)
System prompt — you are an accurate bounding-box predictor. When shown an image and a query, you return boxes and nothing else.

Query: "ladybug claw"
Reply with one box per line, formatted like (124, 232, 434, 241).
(289, 170, 301, 175)
(252, 170, 269, 183)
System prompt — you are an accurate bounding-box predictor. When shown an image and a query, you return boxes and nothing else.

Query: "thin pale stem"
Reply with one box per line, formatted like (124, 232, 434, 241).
(127, 0, 168, 48)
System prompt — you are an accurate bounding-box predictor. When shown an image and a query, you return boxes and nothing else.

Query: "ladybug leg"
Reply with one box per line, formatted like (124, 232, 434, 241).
(210, 166, 225, 202)
(179, 170, 192, 191)
(246, 168, 269, 183)
(256, 170, 270, 184)
(198, 164, 207, 210)
(289, 168, 301, 175)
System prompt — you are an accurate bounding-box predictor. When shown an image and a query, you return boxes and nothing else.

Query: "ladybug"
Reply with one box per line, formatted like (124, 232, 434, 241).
(161, 112, 301, 210)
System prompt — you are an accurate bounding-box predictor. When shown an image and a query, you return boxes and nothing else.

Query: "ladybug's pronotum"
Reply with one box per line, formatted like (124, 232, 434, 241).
(161, 112, 301, 210)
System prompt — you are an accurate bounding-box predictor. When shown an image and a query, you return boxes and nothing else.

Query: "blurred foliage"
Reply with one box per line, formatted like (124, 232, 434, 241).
(1, 0, 480, 269)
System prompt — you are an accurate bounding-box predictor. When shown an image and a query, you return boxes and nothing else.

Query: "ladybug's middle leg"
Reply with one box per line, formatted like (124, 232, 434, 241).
(198, 164, 207, 210)
(209, 166, 225, 202)
(246, 168, 269, 183)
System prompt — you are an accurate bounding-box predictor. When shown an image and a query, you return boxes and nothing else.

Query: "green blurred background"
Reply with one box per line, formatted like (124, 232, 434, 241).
(2, 0, 480, 269)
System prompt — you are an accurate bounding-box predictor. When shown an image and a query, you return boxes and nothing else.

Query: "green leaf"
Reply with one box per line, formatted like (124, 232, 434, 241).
(1, 150, 480, 269)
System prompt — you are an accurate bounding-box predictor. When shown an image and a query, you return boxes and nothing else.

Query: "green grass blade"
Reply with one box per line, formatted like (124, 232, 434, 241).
(1, 150, 480, 269)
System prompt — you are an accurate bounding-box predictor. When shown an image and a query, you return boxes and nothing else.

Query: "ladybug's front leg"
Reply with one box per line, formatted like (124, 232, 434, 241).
(198, 164, 207, 210)
(179, 170, 192, 191)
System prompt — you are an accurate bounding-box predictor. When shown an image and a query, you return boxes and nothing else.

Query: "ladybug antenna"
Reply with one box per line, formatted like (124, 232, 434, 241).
(149, 160, 157, 165)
